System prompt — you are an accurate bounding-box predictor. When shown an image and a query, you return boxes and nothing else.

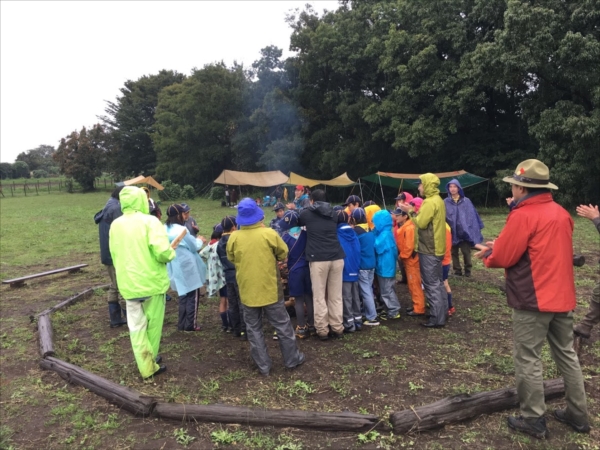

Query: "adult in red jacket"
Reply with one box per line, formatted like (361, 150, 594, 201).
(475, 159, 589, 439)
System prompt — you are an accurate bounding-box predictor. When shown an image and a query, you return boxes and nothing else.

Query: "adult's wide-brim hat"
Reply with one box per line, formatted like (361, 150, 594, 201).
(503, 159, 558, 190)
(237, 198, 265, 226)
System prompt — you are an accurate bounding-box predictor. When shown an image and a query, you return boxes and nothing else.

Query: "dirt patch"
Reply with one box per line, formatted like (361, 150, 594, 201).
(1, 256, 599, 449)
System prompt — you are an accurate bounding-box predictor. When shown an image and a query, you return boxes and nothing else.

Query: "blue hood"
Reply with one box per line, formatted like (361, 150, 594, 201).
(446, 178, 464, 198)
(372, 210, 393, 234)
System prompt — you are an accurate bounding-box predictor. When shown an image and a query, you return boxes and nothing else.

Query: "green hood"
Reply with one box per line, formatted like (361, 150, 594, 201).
(419, 173, 441, 198)
(119, 186, 149, 214)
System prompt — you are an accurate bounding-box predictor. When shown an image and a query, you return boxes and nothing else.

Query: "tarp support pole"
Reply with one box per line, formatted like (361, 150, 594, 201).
(485, 179, 490, 208)
(378, 174, 386, 209)
(358, 179, 364, 204)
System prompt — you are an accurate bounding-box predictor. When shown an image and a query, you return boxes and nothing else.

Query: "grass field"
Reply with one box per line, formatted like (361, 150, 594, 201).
(0, 192, 598, 449)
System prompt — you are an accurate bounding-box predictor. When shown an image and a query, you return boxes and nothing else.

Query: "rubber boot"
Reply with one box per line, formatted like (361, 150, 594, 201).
(109, 303, 127, 328)
(573, 300, 600, 339)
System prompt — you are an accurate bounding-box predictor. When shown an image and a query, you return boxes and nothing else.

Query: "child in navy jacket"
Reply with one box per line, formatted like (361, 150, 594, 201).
(337, 211, 362, 332)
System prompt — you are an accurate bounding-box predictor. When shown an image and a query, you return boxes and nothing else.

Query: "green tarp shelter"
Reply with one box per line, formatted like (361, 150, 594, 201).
(361, 170, 487, 194)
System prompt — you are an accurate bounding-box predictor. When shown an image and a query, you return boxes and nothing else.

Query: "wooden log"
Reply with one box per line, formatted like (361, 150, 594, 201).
(391, 378, 565, 434)
(39, 356, 156, 416)
(2, 264, 89, 288)
(154, 402, 383, 432)
(38, 314, 54, 358)
(37, 284, 109, 317)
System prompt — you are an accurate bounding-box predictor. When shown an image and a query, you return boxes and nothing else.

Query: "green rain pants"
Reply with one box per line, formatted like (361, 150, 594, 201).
(126, 294, 165, 378)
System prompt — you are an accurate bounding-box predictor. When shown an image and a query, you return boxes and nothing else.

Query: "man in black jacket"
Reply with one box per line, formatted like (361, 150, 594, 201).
(298, 190, 346, 340)
(95, 186, 127, 328)
(216, 216, 246, 340)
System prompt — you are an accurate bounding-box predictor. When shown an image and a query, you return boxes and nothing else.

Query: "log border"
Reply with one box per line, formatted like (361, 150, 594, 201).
(35, 285, 566, 434)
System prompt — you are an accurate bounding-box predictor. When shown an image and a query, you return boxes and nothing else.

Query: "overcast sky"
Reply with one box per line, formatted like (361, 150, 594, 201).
(0, 1, 339, 163)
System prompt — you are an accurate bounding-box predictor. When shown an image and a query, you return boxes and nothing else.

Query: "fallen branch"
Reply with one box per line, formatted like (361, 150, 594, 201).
(39, 356, 155, 416)
(154, 402, 383, 432)
(391, 378, 564, 433)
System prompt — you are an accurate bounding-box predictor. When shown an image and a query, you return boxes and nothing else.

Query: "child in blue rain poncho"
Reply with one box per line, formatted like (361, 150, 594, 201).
(372, 210, 401, 320)
(165, 204, 207, 331)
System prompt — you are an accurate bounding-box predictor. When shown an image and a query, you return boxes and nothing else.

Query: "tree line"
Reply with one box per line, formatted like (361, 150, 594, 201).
(10, 0, 598, 205)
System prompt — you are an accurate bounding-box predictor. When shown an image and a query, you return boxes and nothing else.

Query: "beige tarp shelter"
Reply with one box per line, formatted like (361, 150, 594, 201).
(122, 175, 164, 190)
(214, 170, 289, 187)
(287, 172, 356, 187)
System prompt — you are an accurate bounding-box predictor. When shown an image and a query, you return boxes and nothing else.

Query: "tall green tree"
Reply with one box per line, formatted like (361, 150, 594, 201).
(12, 161, 30, 179)
(470, 0, 599, 204)
(54, 125, 107, 191)
(153, 64, 249, 187)
(102, 70, 185, 178)
(0, 162, 13, 179)
(15, 145, 56, 172)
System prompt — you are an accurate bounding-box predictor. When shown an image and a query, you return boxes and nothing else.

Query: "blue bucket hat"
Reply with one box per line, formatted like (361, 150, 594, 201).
(237, 198, 265, 226)
(280, 210, 299, 232)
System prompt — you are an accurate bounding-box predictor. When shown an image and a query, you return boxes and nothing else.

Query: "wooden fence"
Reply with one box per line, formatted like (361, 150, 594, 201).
(0, 178, 118, 197)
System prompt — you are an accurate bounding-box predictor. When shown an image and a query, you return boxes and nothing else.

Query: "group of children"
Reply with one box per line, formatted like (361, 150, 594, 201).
(167, 179, 482, 341)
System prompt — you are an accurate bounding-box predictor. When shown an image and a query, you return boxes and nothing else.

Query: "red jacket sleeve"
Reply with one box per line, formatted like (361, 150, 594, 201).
(484, 211, 530, 269)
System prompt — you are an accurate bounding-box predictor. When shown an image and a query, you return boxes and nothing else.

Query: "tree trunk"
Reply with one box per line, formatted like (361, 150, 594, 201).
(39, 356, 155, 416)
(38, 314, 54, 358)
(390, 378, 565, 434)
(154, 402, 383, 432)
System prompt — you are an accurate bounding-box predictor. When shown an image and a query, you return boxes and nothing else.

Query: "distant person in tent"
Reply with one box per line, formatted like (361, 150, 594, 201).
(95, 185, 126, 328)
(109, 186, 175, 379)
(444, 179, 484, 277)
(230, 188, 238, 206)
(286, 185, 310, 211)
(225, 186, 231, 206)
(273, 185, 283, 203)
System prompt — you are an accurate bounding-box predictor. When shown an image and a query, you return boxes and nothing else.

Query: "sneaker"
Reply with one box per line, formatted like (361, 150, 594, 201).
(272, 331, 278, 341)
(553, 409, 590, 433)
(343, 326, 355, 334)
(318, 333, 329, 341)
(362, 319, 380, 326)
(308, 326, 317, 336)
(387, 313, 401, 320)
(507, 415, 548, 440)
(448, 307, 456, 316)
(355, 323, 362, 331)
(295, 325, 308, 339)
(377, 311, 388, 321)
(328, 331, 343, 339)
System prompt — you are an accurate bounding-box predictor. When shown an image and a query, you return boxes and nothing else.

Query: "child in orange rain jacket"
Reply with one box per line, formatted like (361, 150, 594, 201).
(395, 209, 426, 315)
(443, 223, 455, 316)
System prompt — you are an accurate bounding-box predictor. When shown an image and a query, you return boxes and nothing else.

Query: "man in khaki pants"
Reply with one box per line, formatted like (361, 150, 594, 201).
(299, 189, 346, 340)
(475, 159, 589, 439)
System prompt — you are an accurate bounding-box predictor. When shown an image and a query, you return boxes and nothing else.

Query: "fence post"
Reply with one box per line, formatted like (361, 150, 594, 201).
(24, 181, 27, 196)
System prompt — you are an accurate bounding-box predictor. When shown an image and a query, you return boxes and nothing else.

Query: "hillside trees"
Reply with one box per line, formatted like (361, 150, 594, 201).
(16, 145, 57, 172)
(153, 64, 250, 187)
(53, 125, 108, 191)
(469, 0, 600, 204)
(101, 70, 185, 178)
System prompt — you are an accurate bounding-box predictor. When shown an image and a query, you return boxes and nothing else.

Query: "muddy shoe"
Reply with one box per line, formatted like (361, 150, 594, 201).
(144, 365, 167, 380)
(573, 254, 586, 267)
(507, 415, 548, 439)
(553, 409, 590, 433)
(295, 325, 308, 339)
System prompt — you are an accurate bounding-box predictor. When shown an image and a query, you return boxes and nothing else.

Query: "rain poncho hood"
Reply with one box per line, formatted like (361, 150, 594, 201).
(420, 173, 441, 199)
(120, 186, 150, 214)
(444, 178, 484, 246)
(372, 210, 398, 277)
(109, 186, 175, 299)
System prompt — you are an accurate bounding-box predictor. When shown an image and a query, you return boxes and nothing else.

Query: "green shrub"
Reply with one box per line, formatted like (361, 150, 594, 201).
(181, 185, 196, 200)
(158, 180, 182, 201)
(210, 186, 224, 200)
(65, 178, 74, 193)
(32, 169, 48, 179)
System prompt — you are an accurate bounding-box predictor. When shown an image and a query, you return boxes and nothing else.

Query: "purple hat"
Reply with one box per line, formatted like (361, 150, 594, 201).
(336, 210, 350, 224)
(213, 223, 224, 233)
(351, 207, 367, 224)
(391, 208, 407, 216)
(332, 205, 344, 212)
(280, 210, 299, 232)
(272, 202, 285, 212)
(180, 203, 191, 213)
(166, 204, 185, 217)
(221, 216, 237, 232)
(236, 198, 265, 226)
(342, 195, 361, 207)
